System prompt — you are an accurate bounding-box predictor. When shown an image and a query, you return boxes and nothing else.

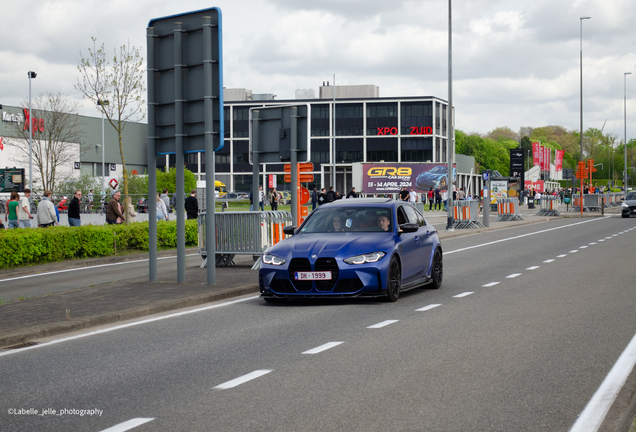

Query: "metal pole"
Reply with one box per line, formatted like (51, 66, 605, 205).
(626, 72, 631, 190)
(28, 72, 33, 191)
(203, 16, 216, 285)
(101, 111, 105, 191)
(580, 17, 591, 164)
(147, 26, 157, 282)
(332, 74, 336, 191)
(174, 22, 185, 284)
(252, 110, 260, 214)
(291, 107, 298, 226)
(446, 0, 454, 231)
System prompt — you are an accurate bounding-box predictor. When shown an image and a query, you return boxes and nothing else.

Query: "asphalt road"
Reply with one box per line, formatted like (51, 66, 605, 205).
(1, 216, 635, 432)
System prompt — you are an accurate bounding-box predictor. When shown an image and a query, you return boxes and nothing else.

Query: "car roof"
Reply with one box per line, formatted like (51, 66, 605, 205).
(322, 198, 395, 207)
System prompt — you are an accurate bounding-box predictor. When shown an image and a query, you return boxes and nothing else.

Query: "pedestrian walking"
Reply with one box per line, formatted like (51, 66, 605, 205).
(434, 187, 441, 211)
(124, 197, 138, 223)
(156, 193, 169, 222)
(37, 191, 57, 228)
(68, 190, 82, 227)
(18, 188, 34, 228)
(427, 188, 434, 211)
(326, 187, 336, 203)
(258, 186, 265, 211)
(87, 190, 94, 212)
(311, 188, 318, 210)
(268, 188, 279, 211)
(318, 188, 327, 205)
(5, 192, 20, 229)
(160, 188, 171, 213)
(106, 191, 125, 224)
(408, 187, 417, 203)
(442, 190, 448, 211)
(347, 187, 358, 199)
(184, 189, 199, 220)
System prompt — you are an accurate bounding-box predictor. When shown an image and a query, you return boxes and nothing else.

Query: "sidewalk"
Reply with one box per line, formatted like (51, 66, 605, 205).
(0, 208, 618, 349)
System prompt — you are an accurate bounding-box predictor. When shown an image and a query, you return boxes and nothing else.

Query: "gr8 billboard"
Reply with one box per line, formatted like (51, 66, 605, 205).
(362, 163, 456, 194)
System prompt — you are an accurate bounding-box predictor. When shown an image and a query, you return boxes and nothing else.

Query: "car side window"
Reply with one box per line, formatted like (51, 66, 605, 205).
(403, 205, 423, 226)
(397, 207, 408, 225)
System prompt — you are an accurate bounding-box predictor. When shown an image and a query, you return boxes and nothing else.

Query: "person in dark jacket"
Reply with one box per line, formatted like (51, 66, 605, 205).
(184, 189, 199, 220)
(318, 188, 327, 205)
(326, 187, 337, 203)
(347, 187, 358, 199)
(106, 191, 125, 224)
(68, 190, 82, 227)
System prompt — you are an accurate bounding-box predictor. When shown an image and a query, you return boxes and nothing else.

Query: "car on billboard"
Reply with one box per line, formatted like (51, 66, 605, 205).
(415, 166, 456, 191)
(259, 198, 443, 303)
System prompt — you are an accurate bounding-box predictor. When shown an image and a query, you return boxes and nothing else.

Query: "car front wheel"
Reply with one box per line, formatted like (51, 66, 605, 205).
(430, 248, 443, 289)
(386, 256, 401, 302)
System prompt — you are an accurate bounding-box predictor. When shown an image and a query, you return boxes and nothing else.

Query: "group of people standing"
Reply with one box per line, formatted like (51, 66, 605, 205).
(311, 186, 357, 210)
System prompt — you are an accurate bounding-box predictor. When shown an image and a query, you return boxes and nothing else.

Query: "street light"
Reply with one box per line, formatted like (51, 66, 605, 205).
(625, 72, 631, 190)
(446, 0, 454, 231)
(97, 100, 109, 193)
(580, 17, 591, 164)
(28, 71, 37, 191)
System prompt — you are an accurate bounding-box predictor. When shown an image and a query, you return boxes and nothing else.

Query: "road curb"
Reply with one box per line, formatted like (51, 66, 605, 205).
(0, 284, 259, 349)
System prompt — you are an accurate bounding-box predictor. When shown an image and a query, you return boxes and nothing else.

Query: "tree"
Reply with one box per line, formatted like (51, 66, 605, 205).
(156, 167, 197, 195)
(76, 37, 146, 220)
(6, 92, 85, 193)
(58, 171, 102, 196)
(487, 126, 518, 142)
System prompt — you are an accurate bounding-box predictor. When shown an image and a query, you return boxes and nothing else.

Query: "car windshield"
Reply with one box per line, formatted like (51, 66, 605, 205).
(429, 166, 445, 174)
(300, 207, 394, 233)
(626, 192, 636, 200)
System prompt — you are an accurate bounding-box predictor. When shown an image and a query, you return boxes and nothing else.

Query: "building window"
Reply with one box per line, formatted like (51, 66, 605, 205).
(367, 102, 398, 135)
(367, 137, 398, 162)
(311, 104, 331, 137)
(401, 101, 433, 135)
(336, 138, 363, 163)
(335, 103, 363, 136)
(224, 107, 231, 138)
(233, 107, 250, 138)
(232, 141, 251, 172)
(310, 139, 330, 167)
(401, 137, 433, 162)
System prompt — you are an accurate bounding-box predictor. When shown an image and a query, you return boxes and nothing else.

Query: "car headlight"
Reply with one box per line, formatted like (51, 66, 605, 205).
(262, 253, 286, 266)
(344, 252, 386, 265)
(622, 202, 629, 208)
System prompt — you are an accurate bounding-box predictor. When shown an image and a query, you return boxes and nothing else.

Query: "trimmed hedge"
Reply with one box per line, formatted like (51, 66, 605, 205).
(0, 220, 198, 268)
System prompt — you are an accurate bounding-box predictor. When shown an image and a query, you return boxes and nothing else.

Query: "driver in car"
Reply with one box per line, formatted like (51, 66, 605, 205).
(377, 214, 391, 232)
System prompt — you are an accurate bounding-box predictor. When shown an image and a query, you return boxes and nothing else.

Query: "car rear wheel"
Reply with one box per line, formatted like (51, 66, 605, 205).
(430, 248, 443, 289)
(386, 256, 401, 302)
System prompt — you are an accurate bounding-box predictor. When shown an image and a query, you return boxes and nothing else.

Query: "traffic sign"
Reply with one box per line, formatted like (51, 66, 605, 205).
(284, 174, 314, 183)
(300, 187, 310, 204)
(284, 162, 314, 172)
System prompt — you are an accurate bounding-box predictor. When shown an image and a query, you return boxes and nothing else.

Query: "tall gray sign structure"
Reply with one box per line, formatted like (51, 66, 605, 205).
(147, 8, 224, 285)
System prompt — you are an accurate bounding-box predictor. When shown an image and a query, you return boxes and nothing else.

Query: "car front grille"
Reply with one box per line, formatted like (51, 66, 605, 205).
(270, 278, 296, 293)
(333, 277, 364, 293)
(289, 258, 312, 291)
(315, 258, 339, 291)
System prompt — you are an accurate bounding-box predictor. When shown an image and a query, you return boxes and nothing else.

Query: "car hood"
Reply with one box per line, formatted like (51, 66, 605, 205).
(267, 232, 394, 260)
(624, 198, 636, 206)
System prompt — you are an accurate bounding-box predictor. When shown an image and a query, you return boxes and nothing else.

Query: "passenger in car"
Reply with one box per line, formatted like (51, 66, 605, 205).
(332, 215, 344, 232)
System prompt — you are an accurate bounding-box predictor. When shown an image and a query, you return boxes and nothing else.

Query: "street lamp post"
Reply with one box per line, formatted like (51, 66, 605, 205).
(625, 72, 631, 190)
(580, 17, 591, 164)
(97, 100, 109, 193)
(446, 0, 454, 231)
(27, 71, 37, 191)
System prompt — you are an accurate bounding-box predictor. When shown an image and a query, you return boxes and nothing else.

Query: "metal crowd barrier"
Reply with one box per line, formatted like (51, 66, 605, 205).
(536, 195, 561, 217)
(197, 210, 293, 268)
(452, 200, 485, 228)
(495, 198, 524, 221)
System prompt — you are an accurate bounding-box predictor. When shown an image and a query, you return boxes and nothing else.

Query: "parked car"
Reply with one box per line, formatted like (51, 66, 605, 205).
(278, 191, 292, 204)
(621, 191, 636, 218)
(259, 198, 443, 303)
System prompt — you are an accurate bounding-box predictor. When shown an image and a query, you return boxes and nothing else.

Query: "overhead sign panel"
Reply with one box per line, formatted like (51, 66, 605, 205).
(249, 104, 310, 164)
(147, 8, 224, 155)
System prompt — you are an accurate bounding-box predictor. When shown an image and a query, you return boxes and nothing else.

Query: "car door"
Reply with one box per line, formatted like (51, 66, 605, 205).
(396, 206, 420, 283)
(403, 205, 434, 280)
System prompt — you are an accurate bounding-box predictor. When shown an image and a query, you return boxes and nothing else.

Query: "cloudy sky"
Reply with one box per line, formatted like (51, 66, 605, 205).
(1, 0, 635, 141)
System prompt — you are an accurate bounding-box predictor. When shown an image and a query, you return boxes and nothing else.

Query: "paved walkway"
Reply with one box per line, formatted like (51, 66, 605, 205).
(0, 207, 618, 349)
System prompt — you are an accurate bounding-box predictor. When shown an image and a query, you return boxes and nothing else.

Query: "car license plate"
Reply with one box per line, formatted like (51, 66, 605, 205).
(294, 271, 332, 281)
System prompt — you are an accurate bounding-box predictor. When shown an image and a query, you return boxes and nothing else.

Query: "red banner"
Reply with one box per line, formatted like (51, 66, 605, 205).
(545, 147, 550, 172)
(524, 180, 544, 192)
(555, 150, 564, 171)
(540, 145, 545, 170)
(532, 142, 540, 166)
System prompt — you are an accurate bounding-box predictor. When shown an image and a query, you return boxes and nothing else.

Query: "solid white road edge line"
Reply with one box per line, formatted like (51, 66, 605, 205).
(569, 331, 636, 432)
(214, 370, 273, 390)
(443, 218, 607, 255)
(0, 296, 260, 357)
(453, 292, 473, 298)
(99, 418, 155, 432)
(0, 254, 201, 283)
(302, 342, 344, 354)
(416, 304, 442, 311)
(367, 320, 399, 329)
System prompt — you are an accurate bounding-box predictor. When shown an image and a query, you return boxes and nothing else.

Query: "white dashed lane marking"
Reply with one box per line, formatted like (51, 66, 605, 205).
(100, 418, 155, 432)
(453, 292, 474, 298)
(416, 304, 442, 312)
(214, 370, 273, 389)
(544, 259, 555, 263)
(557, 254, 567, 258)
(302, 342, 344, 355)
(507, 273, 522, 279)
(569, 250, 579, 253)
(482, 282, 500, 287)
(526, 266, 540, 270)
(367, 320, 399, 329)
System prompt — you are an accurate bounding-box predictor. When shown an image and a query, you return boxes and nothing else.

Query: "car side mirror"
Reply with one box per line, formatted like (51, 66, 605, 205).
(399, 223, 419, 233)
(283, 225, 296, 235)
